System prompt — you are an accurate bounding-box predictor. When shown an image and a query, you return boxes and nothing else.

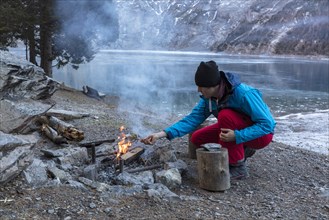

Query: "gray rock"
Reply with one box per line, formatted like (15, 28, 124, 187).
(78, 177, 111, 192)
(47, 166, 72, 183)
(155, 168, 182, 189)
(115, 171, 154, 186)
(164, 159, 188, 175)
(40, 149, 64, 158)
(55, 147, 88, 167)
(159, 150, 177, 163)
(0, 144, 34, 185)
(23, 159, 48, 187)
(89, 202, 96, 209)
(66, 180, 87, 190)
(145, 183, 180, 202)
(0, 99, 52, 133)
(95, 143, 116, 155)
(83, 164, 99, 181)
(0, 50, 58, 101)
(0, 131, 29, 151)
(0, 131, 38, 152)
(104, 207, 112, 213)
(319, 188, 329, 198)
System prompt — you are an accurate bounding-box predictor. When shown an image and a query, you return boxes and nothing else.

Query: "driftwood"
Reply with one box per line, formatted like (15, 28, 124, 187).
(48, 116, 84, 141)
(196, 144, 230, 192)
(46, 109, 90, 120)
(41, 124, 67, 144)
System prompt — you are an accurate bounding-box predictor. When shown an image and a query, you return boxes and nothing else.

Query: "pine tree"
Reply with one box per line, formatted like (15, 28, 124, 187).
(0, 0, 119, 76)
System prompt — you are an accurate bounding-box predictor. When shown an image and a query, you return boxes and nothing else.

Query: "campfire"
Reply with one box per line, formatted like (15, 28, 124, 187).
(78, 124, 163, 179)
(39, 120, 166, 182)
(116, 126, 132, 159)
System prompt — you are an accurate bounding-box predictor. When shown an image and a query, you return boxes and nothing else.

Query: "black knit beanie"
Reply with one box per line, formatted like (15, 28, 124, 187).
(194, 60, 221, 87)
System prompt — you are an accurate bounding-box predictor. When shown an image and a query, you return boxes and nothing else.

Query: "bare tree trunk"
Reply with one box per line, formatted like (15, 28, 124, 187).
(40, 28, 52, 76)
(27, 26, 37, 65)
(40, 0, 53, 77)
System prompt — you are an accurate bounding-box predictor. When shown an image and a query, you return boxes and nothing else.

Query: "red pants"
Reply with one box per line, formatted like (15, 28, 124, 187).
(190, 109, 273, 164)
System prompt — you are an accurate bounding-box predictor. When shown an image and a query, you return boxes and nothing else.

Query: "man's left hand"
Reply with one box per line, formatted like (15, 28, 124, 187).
(219, 128, 236, 142)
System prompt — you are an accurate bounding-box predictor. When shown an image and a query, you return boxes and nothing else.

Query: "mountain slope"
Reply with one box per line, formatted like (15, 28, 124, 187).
(111, 0, 329, 56)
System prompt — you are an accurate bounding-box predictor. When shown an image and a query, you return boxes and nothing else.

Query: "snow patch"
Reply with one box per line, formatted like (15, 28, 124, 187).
(274, 109, 329, 155)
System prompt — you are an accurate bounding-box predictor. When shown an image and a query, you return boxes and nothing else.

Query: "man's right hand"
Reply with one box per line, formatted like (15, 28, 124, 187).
(141, 131, 167, 145)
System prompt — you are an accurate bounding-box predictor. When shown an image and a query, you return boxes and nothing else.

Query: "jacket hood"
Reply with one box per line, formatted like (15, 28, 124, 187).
(222, 71, 241, 89)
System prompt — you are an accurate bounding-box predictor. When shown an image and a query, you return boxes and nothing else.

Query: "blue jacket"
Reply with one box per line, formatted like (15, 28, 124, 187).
(164, 72, 276, 144)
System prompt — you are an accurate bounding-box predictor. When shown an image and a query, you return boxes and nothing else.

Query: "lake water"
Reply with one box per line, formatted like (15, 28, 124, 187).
(53, 50, 329, 155)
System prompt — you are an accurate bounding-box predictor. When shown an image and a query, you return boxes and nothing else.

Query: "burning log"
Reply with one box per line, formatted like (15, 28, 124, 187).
(48, 116, 84, 141)
(41, 124, 67, 144)
(120, 147, 145, 165)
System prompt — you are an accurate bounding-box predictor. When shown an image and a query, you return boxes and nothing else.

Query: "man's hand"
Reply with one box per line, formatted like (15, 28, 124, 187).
(219, 128, 236, 142)
(141, 131, 167, 145)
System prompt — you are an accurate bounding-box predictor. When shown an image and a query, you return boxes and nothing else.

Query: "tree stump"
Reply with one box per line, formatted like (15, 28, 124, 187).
(196, 144, 230, 191)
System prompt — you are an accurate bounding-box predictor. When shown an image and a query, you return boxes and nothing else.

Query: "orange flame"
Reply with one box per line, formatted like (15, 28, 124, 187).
(116, 126, 131, 158)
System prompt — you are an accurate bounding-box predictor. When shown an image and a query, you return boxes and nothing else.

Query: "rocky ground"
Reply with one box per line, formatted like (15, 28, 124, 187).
(0, 88, 328, 220)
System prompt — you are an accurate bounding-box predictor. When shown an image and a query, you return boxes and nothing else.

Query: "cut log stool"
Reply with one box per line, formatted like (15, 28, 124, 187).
(196, 143, 230, 191)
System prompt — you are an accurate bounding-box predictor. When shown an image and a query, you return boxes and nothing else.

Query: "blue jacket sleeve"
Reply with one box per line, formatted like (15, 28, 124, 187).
(235, 89, 276, 144)
(164, 98, 210, 140)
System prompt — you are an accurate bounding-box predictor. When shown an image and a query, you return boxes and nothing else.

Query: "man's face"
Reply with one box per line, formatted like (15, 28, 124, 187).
(197, 85, 219, 99)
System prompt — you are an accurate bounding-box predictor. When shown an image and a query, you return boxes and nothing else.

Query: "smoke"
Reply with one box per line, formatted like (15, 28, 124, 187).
(54, 0, 119, 50)
(93, 50, 200, 137)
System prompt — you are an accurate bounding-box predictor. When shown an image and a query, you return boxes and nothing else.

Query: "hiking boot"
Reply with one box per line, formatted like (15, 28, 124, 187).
(229, 161, 249, 180)
(244, 147, 256, 161)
